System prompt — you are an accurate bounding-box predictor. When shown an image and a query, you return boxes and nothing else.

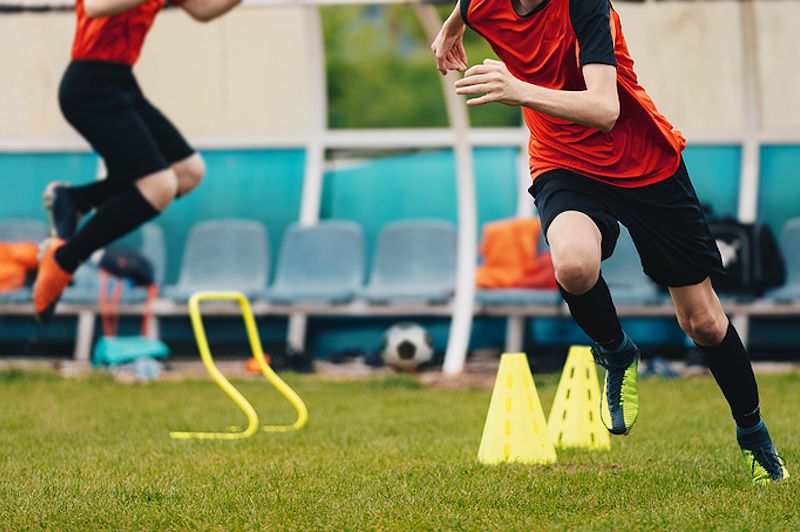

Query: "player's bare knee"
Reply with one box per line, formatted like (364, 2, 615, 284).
(554, 256, 599, 295)
(176, 154, 205, 196)
(679, 310, 727, 346)
(136, 170, 179, 211)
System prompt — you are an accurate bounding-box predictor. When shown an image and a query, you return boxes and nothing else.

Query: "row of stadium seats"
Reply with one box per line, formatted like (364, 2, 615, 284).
(1, 216, 800, 308)
(1, 216, 800, 360)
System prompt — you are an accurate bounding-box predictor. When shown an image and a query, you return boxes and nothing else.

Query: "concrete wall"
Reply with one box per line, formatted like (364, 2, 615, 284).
(0, 6, 313, 144)
(1, 1, 799, 143)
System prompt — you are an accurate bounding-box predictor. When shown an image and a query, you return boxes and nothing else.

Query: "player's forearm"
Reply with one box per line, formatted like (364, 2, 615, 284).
(84, 0, 144, 18)
(445, 1, 465, 33)
(521, 84, 620, 133)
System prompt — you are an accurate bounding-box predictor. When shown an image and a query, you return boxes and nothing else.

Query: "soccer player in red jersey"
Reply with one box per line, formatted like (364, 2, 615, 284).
(33, 0, 241, 321)
(431, 0, 787, 484)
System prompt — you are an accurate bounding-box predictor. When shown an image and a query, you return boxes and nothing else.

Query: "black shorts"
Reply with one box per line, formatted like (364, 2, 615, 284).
(529, 159, 725, 288)
(58, 60, 195, 183)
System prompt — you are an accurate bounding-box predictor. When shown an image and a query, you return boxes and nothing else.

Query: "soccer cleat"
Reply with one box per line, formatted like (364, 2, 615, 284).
(33, 238, 73, 323)
(742, 447, 789, 485)
(44, 182, 81, 239)
(593, 337, 640, 435)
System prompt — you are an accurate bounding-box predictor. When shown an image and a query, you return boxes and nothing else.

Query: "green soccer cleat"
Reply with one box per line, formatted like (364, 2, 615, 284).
(742, 448, 789, 485)
(593, 337, 640, 435)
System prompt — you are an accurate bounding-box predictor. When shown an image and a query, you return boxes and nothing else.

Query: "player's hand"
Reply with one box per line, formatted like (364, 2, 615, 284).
(431, 18, 468, 75)
(454, 59, 528, 107)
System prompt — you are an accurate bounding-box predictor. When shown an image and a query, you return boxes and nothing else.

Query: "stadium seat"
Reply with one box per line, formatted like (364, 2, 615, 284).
(263, 221, 365, 305)
(0, 218, 48, 242)
(766, 218, 800, 302)
(62, 224, 166, 304)
(361, 220, 456, 304)
(163, 219, 270, 301)
(475, 288, 561, 307)
(0, 219, 48, 303)
(603, 226, 663, 305)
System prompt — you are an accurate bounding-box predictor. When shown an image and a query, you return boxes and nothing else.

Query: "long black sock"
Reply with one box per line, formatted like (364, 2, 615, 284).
(55, 187, 160, 273)
(68, 179, 130, 213)
(699, 321, 761, 428)
(559, 275, 624, 349)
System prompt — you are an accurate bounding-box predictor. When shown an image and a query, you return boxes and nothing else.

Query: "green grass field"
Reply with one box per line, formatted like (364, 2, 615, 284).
(1, 369, 798, 530)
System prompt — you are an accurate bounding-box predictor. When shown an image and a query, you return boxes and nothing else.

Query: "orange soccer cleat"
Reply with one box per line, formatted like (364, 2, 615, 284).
(33, 238, 74, 323)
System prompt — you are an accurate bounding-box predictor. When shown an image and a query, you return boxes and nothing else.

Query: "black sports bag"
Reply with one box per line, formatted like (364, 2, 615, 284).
(708, 219, 785, 296)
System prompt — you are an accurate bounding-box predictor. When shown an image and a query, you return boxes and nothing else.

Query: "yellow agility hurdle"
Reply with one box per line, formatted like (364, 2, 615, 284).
(169, 291, 308, 440)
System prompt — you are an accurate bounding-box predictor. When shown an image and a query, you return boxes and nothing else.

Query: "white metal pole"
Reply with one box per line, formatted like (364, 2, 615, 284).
(415, 5, 477, 375)
(733, 0, 762, 347)
(288, 5, 328, 351)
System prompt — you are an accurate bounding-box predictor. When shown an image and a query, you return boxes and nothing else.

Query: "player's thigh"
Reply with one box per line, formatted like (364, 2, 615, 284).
(618, 160, 724, 288)
(136, 96, 196, 167)
(59, 65, 170, 184)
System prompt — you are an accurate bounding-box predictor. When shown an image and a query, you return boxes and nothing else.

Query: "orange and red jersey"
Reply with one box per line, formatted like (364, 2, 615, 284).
(71, 0, 186, 66)
(461, 0, 686, 187)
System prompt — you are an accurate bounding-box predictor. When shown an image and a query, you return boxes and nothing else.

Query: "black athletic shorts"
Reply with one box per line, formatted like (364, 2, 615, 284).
(529, 158, 725, 288)
(58, 60, 195, 183)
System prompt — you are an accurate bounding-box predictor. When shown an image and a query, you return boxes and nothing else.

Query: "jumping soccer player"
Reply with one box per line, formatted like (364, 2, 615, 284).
(431, 0, 788, 484)
(33, 0, 241, 321)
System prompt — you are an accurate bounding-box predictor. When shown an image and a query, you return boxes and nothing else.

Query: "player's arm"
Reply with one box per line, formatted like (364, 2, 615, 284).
(454, 0, 620, 132)
(180, 0, 241, 22)
(455, 60, 619, 132)
(84, 0, 146, 18)
(430, 0, 468, 75)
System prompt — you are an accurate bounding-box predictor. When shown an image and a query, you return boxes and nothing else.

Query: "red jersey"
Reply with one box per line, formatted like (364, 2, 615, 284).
(71, 0, 185, 66)
(462, 0, 686, 187)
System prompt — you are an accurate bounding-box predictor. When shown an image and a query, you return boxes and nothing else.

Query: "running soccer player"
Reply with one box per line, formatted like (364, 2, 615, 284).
(33, 0, 241, 321)
(431, 0, 788, 484)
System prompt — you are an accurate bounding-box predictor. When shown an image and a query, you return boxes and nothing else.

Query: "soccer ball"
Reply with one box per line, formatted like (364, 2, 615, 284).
(381, 322, 434, 371)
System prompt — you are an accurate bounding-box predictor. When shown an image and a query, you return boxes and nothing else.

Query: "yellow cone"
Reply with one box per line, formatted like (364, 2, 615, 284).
(477, 353, 557, 465)
(547, 346, 610, 450)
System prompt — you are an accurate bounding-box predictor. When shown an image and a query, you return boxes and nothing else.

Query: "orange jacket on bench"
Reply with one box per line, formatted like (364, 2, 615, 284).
(0, 242, 39, 292)
(476, 218, 556, 289)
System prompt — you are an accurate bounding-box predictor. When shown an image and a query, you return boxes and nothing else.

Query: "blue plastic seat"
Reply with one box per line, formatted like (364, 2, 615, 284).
(264, 221, 365, 305)
(0, 218, 48, 243)
(766, 219, 800, 302)
(361, 220, 456, 304)
(0, 219, 48, 303)
(163, 220, 269, 301)
(62, 224, 167, 304)
(476, 288, 561, 307)
(603, 226, 663, 305)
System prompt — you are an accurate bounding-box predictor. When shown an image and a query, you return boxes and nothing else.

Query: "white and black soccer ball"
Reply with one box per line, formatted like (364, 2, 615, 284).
(381, 322, 434, 371)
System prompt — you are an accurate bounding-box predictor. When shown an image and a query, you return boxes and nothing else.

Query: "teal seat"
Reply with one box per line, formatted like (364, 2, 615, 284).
(163, 220, 269, 301)
(264, 221, 365, 305)
(476, 288, 561, 307)
(604, 226, 663, 305)
(766, 219, 800, 303)
(0, 218, 48, 243)
(62, 224, 166, 304)
(361, 220, 456, 305)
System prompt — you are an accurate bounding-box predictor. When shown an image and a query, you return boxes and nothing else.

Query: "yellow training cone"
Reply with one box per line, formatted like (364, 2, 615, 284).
(477, 353, 557, 465)
(547, 346, 610, 450)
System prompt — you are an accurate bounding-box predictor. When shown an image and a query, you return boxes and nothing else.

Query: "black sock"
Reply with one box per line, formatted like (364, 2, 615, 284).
(68, 179, 130, 213)
(699, 321, 761, 428)
(559, 275, 625, 349)
(55, 187, 160, 273)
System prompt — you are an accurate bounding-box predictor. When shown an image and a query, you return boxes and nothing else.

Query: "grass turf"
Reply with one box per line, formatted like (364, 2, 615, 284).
(0, 368, 798, 530)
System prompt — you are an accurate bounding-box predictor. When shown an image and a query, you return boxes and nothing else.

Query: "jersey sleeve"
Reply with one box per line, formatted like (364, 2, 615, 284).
(569, 0, 617, 67)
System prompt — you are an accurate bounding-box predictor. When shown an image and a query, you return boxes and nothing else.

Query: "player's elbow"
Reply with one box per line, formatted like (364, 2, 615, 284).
(597, 102, 620, 133)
